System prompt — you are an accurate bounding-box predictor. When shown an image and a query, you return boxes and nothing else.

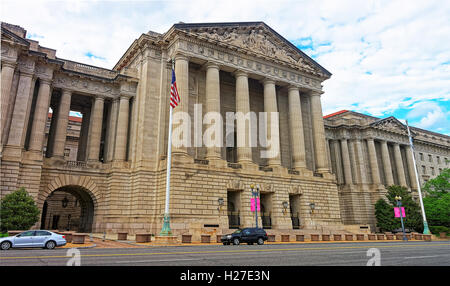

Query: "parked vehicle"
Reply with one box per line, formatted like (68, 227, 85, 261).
(0, 230, 67, 250)
(221, 228, 268, 245)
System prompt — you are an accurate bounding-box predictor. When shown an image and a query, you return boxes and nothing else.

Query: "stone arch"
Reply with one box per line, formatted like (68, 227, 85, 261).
(38, 174, 101, 208)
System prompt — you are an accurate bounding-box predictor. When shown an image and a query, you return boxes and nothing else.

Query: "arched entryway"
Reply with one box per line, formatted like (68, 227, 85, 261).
(40, 185, 95, 232)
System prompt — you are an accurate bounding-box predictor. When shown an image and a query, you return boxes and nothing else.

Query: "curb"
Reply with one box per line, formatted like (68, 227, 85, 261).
(61, 243, 97, 249)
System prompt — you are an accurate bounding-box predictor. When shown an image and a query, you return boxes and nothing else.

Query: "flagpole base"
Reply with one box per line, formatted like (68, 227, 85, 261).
(423, 221, 431, 235)
(159, 214, 172, 236)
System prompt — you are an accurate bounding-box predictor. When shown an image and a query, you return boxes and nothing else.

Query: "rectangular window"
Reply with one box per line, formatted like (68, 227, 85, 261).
(64, 148, 70, 157)
(437, 156, 440, 164)
(422, 166, 426, 174)
(420, 153, 424, 161)
(431, 167, 435, 176)
(428, 154, 432, 162)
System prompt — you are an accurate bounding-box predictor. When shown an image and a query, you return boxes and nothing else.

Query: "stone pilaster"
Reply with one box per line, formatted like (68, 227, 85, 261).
(52, 89, 72, 158)
(87, 95, 105, 162)
(340, 138, 353, 185)
(354, 139, 368, 185)
(105, 98, 119, 162)
(204, 61, 222, 161)
(234, 70, 252, 164)
(28, 79, 52, 154)
(287, 86, 307, 170)
(393, 143, 407, 187)
(114, 95, 130, 161)
(77, 109, 90, 161)
(380, 140, 394, 187)
(310, 91, 329, 173)
(262, 78, 281, 168)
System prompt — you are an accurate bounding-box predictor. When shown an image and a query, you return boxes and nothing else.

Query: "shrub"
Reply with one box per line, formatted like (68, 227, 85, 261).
(0, 188, 40, 232)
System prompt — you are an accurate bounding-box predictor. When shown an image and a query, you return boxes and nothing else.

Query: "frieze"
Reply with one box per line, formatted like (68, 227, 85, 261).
(173, 39, 322, 91)
(53, 73, 121, 97)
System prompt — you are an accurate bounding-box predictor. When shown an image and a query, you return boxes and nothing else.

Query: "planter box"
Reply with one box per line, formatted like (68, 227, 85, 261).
(7, 230, 23, 237)
(345, 234, 353, 241)
(356, 234, 365, 241)
(281, 235, 290, 242)
(395, 234, 403, 240)
(267, 235, 276, 242)
(386, 234, 394, 240)
(377, 234, 385, 240)
(296, 235, 305, 242)
(423, 234, 432, 241)
(181, 234, 192, 243)
(135, 233, 151, 243)
(201, 235, 211, 243)
(60, 232, 74, 243)
(333, 234, 342, 241)
(72, 234, 86, 244)
(216, 235, 222, 243)
(405, 234, 412, 240)
(117, 232, 128, 240)
(322, 234, 330, 241)
(310, 234, 319, 241)
(368, 234, 376, 240)
(439, 232, 447, 238)
(414, 234, 423, 240)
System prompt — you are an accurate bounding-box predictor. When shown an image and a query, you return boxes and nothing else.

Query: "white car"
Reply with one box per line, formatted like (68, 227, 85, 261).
(0, 230, 67, 250)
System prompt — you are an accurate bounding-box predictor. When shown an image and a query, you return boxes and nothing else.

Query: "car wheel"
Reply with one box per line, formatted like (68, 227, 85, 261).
(257, 238, 264, 245)
(1, 241, 11, 250)
(233, 238, 240, 245)
(45, 240, 56, 250)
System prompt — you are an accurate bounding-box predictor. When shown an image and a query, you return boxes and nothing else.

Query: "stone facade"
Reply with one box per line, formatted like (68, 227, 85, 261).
(2, 21, 378, 239)
(324, 110, 450, 229)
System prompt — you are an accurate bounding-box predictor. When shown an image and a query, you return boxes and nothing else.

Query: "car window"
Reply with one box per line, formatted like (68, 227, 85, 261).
(19, 231, 35, 237)
(35, 231, 51, 236)
(233, 230, 242, 234)
(244, 230, 251, 235)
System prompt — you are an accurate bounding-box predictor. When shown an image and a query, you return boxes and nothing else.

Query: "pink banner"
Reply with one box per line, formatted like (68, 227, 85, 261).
(251, 198, 260, 212)
(394, 207, 406, 218)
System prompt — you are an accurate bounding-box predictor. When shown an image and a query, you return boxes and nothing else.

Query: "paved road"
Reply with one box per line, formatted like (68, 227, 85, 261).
(0, 241, 449, 266)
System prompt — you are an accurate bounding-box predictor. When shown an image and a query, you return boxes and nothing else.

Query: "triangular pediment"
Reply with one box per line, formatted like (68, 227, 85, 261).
(370, 116, 414, 136)
(173, 22, 331, 78)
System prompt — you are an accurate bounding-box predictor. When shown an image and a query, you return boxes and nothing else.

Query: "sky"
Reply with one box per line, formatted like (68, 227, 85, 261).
(1, 0, 449, 135)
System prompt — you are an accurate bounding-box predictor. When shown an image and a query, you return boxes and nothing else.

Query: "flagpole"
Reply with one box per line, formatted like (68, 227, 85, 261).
(406, 120, 431, 235)
(160, 59, 175, 236)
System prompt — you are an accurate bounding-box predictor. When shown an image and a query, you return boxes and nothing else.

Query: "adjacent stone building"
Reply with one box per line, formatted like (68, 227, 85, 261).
(324, 110, 450, 228)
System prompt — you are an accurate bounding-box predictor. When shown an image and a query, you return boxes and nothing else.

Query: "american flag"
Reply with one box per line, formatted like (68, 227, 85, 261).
(170, 69, 180, 108)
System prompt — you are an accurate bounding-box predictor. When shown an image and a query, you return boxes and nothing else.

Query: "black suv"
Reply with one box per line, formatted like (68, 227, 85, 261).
(221, 228, 268, 245)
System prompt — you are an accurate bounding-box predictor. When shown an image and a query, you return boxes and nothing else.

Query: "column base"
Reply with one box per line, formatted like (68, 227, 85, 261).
(1, 145, 23, 161)
(171, 152, 194, 166)
(238, 160, 259, 172)
(206, 157, 228, 169)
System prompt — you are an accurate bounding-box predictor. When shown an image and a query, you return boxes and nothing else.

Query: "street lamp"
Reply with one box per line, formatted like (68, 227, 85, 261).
(309, 202, 316, 214)
(250, 184, 260, 228)
(282, 201, 289, 215)
(395, 196, 408, 241)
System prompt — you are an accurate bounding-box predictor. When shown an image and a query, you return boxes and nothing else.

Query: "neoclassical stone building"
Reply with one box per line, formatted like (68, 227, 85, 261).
(4, 20, 445, 238)
(324, 110, 450, 227)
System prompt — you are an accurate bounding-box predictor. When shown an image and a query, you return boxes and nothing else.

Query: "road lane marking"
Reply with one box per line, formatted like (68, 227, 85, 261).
(404, 254, 450, 259)
(1, 243, 449, 260)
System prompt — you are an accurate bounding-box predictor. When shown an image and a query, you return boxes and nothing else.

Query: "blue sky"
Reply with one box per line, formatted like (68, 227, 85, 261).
(2, 0, 449, 135)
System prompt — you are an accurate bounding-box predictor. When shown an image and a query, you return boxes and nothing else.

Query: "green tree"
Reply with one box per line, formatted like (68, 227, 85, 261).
(374, 185, 423, 233)
(0, 188, 40, 232)
(422, 168, 450, 235)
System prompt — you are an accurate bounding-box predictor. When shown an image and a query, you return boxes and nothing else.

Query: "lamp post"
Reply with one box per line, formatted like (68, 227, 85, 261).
(395, 196, 408, 241)
(250, 184, 260, 228)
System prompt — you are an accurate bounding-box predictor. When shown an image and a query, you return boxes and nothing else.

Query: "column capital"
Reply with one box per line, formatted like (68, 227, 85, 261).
(173, 53, 189, 62)
(288, 85, 300, 92)
(2, 61, 16, 69)
(204, 61, 220, 70)
(39, 78, 53, 86)
(94, 94, 106, 101)
(309, 90, 324, 97)
(261, 77, 276, 85)
(233, 69, 248, 78)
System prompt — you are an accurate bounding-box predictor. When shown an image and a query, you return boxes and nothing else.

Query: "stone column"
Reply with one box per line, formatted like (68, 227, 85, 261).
(287, 86, 307, 170)
(28, 79, 52, 153)
(114, 95, 130, 161)
(405, 145, 418, 190)
(367, 138, 381, 185)
(105, 98, 119, 162)
(234, 70, 252, 164)
(52, 89, 72, 158)
(1, 62, 16, 137)
(310, 91, 329, 173)
(354, 139, 368, 184)
(332, 139, 344, 184)
(380, 140, 394, 186)
(340, 138, 353, 185)
(262, 78, 281, 167)
(172, 54, 189, 156)
(5, 71, 34, 151)
(87, 95, 105, 162)
(393, 143, 407, 187)
(77, 109, 90, 161)
(204, 62, 221, 160)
